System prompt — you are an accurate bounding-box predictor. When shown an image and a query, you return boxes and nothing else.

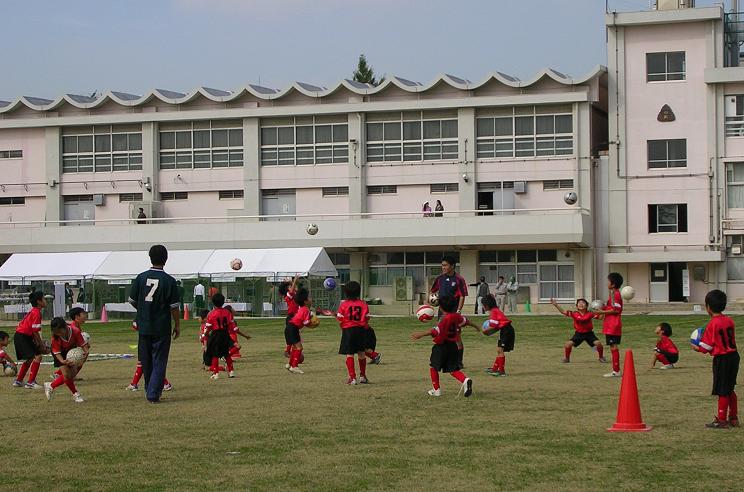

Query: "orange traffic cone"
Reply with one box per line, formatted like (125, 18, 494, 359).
(183, 304, 190, 321)
(100, 305, 109, 323)
(608, 350, 652, 432)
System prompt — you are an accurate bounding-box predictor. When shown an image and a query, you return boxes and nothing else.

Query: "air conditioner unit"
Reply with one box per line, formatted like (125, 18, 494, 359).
(93, 194, 105, 206)
(513, 181, 527, 194)
(393, 276, 414, 301)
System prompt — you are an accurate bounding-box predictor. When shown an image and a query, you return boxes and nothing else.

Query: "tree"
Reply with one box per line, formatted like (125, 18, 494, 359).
(353, 54, 378, 86)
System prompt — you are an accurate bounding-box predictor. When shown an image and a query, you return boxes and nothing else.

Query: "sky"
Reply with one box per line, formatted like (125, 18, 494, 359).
(0, 0, 730, 101)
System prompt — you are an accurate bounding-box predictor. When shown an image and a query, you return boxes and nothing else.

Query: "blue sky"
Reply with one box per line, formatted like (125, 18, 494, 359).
(0, 0, 728, 100)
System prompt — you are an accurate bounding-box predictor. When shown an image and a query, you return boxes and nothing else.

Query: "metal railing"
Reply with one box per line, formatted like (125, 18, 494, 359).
(725, 115, 744, 137)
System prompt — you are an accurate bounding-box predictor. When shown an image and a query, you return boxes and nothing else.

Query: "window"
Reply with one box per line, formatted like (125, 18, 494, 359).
(648, 139, 686, 169)
(727, 163, 744, 208)
(648, 204, 687, 233)
(367, 251, 441, 292)
(430, 183, 459, 193)
(539, 264, 575, 299)
(62, 126, 142, 173)
(725, 95, 744, 136)
(63, 195, 93, 203)
(367, 185, 397, 195)
(261, 116, 348, 166)
(542, 179, 574, 190)
(0, 196, 25, 205)
(0, 150, 22, 159)
(366, 112, 458, 163)
(119, 193, 143, 202)
(478, 249, 573, 299)
(646, 52, 685, 82)
(160, 121, 243, 170)
(728, 235, 744, 280)
(476, 107, 573, 159)
(322, 187, 349, 197)
(160, 192, 188, 201)
(218, 190, 244, 200)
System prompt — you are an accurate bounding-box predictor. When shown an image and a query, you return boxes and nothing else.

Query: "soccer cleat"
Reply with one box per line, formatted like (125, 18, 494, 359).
(730, 417, 739, 428)
(210, 373, 219, 380)
(598, 357, 608, 363)
(284, 363, 291, 370)
(358, 376, 369, 384)
(12, 380, 23, 388)
(72, 392, 85, 403)
(44, 382, 54, 401)
(461, 378, 473, 397)
(603, 371, 622, 378)
(289, 367, 304, 374)
(228, 371, 235, 378)
(346, 377, 357, 385)
(705, 417, 729, 429)
(163, 383, 173, 391)
(484, 367, 496, 373)
(427, 388, 442, 397)
(561, 358, 570, 363)
(126, 384, 139, 391)
(659, 364, 675, 370)
(488, 370, 505, 377)
(25, 381, 42, 390)
(371, 353, 382, 365)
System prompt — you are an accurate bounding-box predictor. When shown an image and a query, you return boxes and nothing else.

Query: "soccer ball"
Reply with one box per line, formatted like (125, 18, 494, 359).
(620, 286, 635, 301)
(65, 347, 86, 366)
(416, 305, 435, 322)
(3, 364, 17, 377)
(323, 278, 336, 291)
(564, 192, 578, 205)
(428, 293, 440, 307)
(81, 332, 90, 345)
(589, 299, 604, 311)
(690, 327, 705, 347)
(481, 320, 498, 336)
(308, 315, 320, 328)
(230, 258, 243, 271)
(307, 223, 319, 235)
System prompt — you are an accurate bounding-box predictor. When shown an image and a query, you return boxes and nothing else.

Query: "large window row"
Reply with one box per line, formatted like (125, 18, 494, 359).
(478, 249, 574, 300)
(366, 113, 458, 163)
(261, 117, 348, 166)
(160, 121, 243, 169)
(476, 108, 573, 159)
(368, 251, 460, 291)
(63, 126, 142, 173)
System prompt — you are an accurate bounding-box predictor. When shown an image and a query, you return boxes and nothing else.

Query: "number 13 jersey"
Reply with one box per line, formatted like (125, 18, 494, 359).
(336, 299, 370, 329)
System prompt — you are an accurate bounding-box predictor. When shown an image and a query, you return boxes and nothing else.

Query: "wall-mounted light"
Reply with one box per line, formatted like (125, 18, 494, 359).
(462, 173, 469, 183)
(144, 177, 152, 192)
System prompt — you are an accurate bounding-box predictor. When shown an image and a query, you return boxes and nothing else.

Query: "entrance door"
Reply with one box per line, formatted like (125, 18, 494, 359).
(477, 191, 493, 216)
(668, 262, 688, 302)
(649, 263, 669, 303)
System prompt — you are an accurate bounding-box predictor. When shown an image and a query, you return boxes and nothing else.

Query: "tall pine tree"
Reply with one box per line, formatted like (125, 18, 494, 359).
(352, 54, 378, 86)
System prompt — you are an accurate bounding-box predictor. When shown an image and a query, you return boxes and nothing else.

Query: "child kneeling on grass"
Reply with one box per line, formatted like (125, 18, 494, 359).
(651, 322, 679, 370)
(411, 295, 474, 397)
(44, 317, 89, 403)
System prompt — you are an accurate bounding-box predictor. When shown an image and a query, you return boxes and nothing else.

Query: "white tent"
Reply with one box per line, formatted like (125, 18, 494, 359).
(93, 249, 214, 280)
(200, 247, 337, 280)
(0, 252, 110, 281)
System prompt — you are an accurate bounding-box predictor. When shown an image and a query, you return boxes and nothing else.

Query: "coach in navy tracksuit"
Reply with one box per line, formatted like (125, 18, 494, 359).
(128, 245, 181, 403)
(430, 255, 469, 317)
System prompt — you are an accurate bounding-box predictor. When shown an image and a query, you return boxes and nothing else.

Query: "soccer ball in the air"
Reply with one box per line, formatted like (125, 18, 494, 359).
(690, 327, 705, 347)
(589, 299, 604, 311)
(230, 258, 243, 271)
(3, 364, 17, 377)
(428, 293, 440, 307)
(65, 347, 86, 366)
(564, 192, 578, 205)
(620, 286, 635, 301)
(323, 278, 336, 290)
(307, 223, 319, 235)
(416, 305, 435, 322)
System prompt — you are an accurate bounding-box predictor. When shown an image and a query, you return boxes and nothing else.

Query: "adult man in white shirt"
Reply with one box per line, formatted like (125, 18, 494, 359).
(493, 276, 507, 311)
(193, 282, 205, 311)
(506, 276, 519, 313)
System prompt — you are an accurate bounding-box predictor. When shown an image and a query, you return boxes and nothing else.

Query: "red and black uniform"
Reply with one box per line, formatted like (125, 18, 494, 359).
(654, 335, 679, 365)
(602, 289, 623, 373)
(699, 315, 739, 396)
(431, 273, 469, 313)
(286, 306, 311, 369)
(205, 307, 236, 360)
(283, 289, 299, 355)
(336, 299, 370, 355)
(430, 313, 468, 373)
(0, 347, 13, 368)
(13, 307, 43, 360)
(51, 324, 85, 368)
(565, 310, 600, 347)
(486, 307, 515, 352)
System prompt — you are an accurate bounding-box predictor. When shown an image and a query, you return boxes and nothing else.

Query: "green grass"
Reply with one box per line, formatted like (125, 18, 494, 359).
(4, 314, 743, 491)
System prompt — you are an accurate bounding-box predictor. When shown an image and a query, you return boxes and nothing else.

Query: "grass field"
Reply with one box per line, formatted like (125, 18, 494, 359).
(4, 314, 743, 491)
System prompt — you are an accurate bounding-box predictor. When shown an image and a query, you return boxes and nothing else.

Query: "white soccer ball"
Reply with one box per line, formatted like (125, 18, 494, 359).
(564, 192, 578, 205)
(416, 305, 435, 322)
(65, 347, 86, 366)
(230, 258, 243, 271)
(307, 223, 319, 236)
(3, 364, 17, 377)
(620, 286, 635, 301)
(428, 293, 440, 307)
(589, 299, 604, 311)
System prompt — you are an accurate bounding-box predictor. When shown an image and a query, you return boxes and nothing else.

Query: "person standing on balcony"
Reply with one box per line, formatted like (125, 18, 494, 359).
(137, 208, 147, 224)
(506, 276, 519, 313)
(469, 276, 490, 314)
(434, 200, 444, 217)
(422, 202, 432, 217)
(494, 276, 507, 311)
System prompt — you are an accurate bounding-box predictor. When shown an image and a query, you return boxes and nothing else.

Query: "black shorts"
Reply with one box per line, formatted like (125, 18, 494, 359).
(205, 330, 233, 359)
(284, 323, 301, 346)
(364, 327, 377, 351)
(654, 349, 679, 364)
(14, 332, 41, 361)
(712, 352, 740, 396)
(498, 325, 515, 352)
(339, 327, 366, 355)
(571, 331, 599, 347)
(605, 335, 622, 346)
(430, 341, 461, 373)
(53, 350, 68, 368)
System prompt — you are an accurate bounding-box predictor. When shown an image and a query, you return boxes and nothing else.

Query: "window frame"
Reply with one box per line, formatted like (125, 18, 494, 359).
(0, 150, 23, 159)
(159, 121, 243, 170)
(646, 51, 686, 83)
(430, 183, 459, 193)
(260, 117, 348, 167)
(62, 126, 143, 174)
(0, 196, 25, 205)
(160, 192, 189, 201)
(366, 112, 458, 164)
(218, 190, 244, 200)
(647, 139, 687, 169)
(367, 185, 397, 195)
(648, 203, 688, 234)
(322, 187, 350, 197)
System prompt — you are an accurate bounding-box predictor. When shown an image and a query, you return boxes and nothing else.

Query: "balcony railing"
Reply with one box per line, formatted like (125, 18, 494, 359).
(726, 115, 744, 136)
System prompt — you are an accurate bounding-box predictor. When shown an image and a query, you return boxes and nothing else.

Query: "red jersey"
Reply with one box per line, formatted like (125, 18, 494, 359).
(699, 315, 738, 357)
(656, 335, 678, 355)
(15, 307, 42, 336)
(486, 307, 512, 332)
(564, 310, 595, 334)
(431, 313, 468, 345)
(51, 324, 86, 355)
(285, 289, 299, 317)
(602, 290, 623, 336)
(431, 273, 469, 299)
(199, 322, 208, 344)
(205, 307, 237, 333)
(336, 299, 370, 329)
(290, 306, 311, 329)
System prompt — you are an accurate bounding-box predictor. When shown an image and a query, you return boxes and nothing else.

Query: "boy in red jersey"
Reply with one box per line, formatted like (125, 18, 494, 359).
(411, 295, 474, 397)
(336, 281, 370, 385)
(205, 293, 238, 380)
(692, 289, 739, 428)
(127, 320, 172, 391)
(279, 275, 300, 358)
(12, 291, 48, 389)
(651, 322, 679, 370)
(480, 294, 515, 376)
(594, 272, 624, 378)
(550, 298, 606, 363)
(44, 317, 89, 403)
(0, 331, 18, 374)
(285, 288, 315, 374)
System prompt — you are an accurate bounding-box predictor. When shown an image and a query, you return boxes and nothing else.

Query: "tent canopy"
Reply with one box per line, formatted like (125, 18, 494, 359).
(94, 249, 214, 281)
(200, 247, 337, 280)
(0, 252, 110, 281)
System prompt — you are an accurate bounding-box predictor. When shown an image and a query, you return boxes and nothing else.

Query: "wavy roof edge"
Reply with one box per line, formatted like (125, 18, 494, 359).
(0, 65, 606, 114)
